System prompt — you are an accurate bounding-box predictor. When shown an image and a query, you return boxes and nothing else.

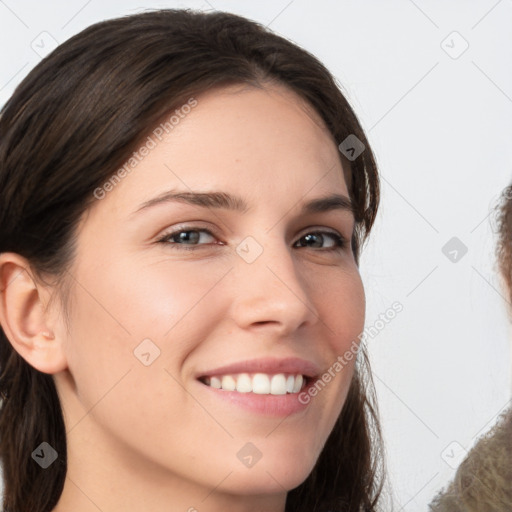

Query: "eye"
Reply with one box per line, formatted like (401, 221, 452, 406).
(156, 226, 348, 252)
(156, 227, 217, 250)
(294, 231, 347, 251)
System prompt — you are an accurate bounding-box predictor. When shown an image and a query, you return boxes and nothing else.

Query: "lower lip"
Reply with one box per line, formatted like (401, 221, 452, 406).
(196, 378, 316, 416)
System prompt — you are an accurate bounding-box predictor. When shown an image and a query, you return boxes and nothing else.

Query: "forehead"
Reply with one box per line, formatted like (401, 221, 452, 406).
(91, 83, 349, 218)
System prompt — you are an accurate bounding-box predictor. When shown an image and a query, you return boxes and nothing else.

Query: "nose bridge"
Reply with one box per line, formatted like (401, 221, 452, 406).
(229, 231, 318, 332)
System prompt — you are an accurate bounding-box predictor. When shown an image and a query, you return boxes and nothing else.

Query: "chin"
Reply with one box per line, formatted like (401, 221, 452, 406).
(225, 452, 316, 494)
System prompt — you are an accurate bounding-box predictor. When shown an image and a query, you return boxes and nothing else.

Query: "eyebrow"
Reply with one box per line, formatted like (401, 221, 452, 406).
(131, 189, 355, 218)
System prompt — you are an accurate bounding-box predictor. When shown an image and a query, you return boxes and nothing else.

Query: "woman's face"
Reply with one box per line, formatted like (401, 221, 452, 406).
(53, 83, 366, 506)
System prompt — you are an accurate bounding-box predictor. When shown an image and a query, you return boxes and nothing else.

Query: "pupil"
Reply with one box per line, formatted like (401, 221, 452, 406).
(180, 231, 198, 243)
(305, 234, 320, 247)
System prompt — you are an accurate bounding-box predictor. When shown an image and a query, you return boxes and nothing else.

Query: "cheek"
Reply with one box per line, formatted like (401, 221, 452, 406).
(305, 266, 365, 424)
(65, 256, 231, 382)
(60, 257, 230, 447)
(314, 265, 366, 351)
(117, 256, 231, 332)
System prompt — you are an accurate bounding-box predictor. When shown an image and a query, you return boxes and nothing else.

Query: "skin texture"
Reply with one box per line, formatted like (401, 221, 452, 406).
(0, 83, 366, 512)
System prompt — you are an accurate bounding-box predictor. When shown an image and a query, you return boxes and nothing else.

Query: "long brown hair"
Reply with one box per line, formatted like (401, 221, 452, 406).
(0, 9, 386, 511)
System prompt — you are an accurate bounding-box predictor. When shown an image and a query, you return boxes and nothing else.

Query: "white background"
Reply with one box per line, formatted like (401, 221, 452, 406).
(1, 1, 511, 511)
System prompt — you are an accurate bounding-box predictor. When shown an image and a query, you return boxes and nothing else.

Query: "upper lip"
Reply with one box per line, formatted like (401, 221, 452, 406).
(196, 357, 322, 379)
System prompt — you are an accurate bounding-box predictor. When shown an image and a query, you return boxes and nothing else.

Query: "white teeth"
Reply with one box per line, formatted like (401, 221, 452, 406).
(270, 374, 287, 395)
(203, 372, 307, 395)
(236, 373, 252, 393)
(210, 376, 222, 389)
(221, 375, 236, 391)
(252, 373, 271, 394)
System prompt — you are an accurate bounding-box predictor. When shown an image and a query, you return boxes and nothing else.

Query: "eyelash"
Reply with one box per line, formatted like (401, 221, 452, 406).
(156, 226, 348, 252)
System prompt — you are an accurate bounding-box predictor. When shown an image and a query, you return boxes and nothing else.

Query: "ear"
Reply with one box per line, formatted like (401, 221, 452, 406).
(0, 252, 68, 374)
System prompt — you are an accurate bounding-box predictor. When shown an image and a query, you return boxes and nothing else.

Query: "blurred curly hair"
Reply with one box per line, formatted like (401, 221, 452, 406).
(428, 406, 512, 512)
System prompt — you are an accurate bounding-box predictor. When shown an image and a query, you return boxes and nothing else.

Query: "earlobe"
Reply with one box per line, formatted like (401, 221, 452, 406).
(0, 252, 68, 374)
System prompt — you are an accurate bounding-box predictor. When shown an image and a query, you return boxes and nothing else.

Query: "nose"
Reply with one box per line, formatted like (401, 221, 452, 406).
(228, 237, 320, 336)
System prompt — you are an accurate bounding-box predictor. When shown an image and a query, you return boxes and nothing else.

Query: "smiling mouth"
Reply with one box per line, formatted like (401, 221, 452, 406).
(198, 372, 310, 395)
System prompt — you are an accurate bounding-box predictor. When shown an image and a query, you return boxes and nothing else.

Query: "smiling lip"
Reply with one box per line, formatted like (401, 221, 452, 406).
(195, 356, 322, 416)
